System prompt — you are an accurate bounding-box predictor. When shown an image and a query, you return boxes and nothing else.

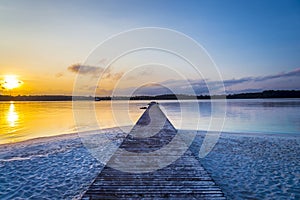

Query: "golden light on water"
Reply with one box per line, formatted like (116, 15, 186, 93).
(7, 102, 19, 127)
(2, 75, 23, 90)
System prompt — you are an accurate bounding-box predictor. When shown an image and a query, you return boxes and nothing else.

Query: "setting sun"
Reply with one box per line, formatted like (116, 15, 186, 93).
(2, 75, 23, 90)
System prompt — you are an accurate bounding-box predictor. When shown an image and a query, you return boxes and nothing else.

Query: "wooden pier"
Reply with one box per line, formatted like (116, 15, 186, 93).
(82, 102, 225, 199)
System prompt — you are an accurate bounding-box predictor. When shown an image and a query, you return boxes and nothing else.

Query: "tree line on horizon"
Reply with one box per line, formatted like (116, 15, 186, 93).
(0, 90, 299, 101)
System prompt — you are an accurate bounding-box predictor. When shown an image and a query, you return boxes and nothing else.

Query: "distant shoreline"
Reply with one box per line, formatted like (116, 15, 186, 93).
(0, 90, 299, 101)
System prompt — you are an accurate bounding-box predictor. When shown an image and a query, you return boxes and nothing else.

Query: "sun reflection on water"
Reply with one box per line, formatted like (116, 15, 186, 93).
(7, 102, 19, 127)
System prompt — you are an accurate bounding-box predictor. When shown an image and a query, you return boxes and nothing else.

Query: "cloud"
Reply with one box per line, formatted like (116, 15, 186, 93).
(115, 84, 174, 96)
(67, 63, 124, 81)
(96, 88, 113, 96)
(97, 58, 107, 66)
(254, 68, 300, 82)
(102, 71, 124, 80)
(68, 63, 104, 75)
(225, 88, 263, 94)
(138, 68, 154, 76)
(223, 68, 300, 93)
(221, 68, 300, 87)
(134, 85, 173, 96)
(55, 72, 63, 78)
(119, 68, 300, 95)
(88, 67, 300, 96)
(222, 77, 252, 87)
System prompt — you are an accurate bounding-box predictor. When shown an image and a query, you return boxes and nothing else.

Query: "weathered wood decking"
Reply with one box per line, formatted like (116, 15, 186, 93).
(82, 102, 225, 199)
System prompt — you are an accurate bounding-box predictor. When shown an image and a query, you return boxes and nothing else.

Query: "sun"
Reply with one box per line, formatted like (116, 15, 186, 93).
(1, 75, 23, 90)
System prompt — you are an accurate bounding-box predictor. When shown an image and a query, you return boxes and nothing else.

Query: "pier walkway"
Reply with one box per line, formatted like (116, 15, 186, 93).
(82, 102, 225, 199)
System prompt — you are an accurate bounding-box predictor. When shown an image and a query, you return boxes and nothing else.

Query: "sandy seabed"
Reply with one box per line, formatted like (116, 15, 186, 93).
(0, 128, 299, 200)
(0, 128, 125, 200)
(187, 131, 300, 200)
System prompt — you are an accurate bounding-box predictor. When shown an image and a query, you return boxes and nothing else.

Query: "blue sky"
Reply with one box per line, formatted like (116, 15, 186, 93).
(0, 0, 299, 95)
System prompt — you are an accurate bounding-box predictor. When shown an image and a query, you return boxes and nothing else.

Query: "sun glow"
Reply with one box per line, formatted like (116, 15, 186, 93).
(1, 75, 23, 90)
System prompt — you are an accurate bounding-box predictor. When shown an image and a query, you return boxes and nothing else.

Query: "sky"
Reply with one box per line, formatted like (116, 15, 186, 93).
(0, 0, 299, 95)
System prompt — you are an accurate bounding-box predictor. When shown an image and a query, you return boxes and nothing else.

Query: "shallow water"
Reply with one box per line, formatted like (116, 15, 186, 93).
(0, 128, 125, 200)
(0, 101, 144, 144)
(0, 99, 299, 144)
(1, 99, 299, 199)
(0, 129, 299, 199)
(186, 132, 300, 199)
(160, 98, 300, 134)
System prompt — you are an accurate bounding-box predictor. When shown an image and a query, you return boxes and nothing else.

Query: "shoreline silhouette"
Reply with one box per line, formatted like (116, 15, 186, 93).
(0, 90, 299, 101)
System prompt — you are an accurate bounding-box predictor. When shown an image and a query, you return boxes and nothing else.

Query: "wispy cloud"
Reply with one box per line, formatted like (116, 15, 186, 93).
(67, 63, 124, 81)
(102, 71, 124, 80)
(111, 68, 300, 96)
(68, 64, 104, 75)
(222, 77, 252, 87)
(220, 68, 300, 87)
(220, 68, 300, 93)
(55, 72, 64, 78)
(111, 84, 173, 96)
(254, 68, 300, 82)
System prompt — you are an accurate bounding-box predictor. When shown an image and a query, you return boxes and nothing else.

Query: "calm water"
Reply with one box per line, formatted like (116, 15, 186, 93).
(0, 99, 299, 144)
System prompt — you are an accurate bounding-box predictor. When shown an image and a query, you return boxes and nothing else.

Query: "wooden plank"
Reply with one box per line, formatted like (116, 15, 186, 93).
(82, 102, 225, 200)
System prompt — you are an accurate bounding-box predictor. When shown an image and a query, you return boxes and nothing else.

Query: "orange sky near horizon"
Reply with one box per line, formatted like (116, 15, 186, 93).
(0, 73, 76, 95)
(1, 1, 299, 96)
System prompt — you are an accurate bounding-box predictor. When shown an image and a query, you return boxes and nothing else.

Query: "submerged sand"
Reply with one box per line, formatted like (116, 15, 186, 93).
(0, 129, 299, 199)
(186, 131, 300, 199)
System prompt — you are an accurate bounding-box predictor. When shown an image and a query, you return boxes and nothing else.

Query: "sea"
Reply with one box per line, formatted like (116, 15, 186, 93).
(0, 99, 299, 145)
(0, 99, 299, 199)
